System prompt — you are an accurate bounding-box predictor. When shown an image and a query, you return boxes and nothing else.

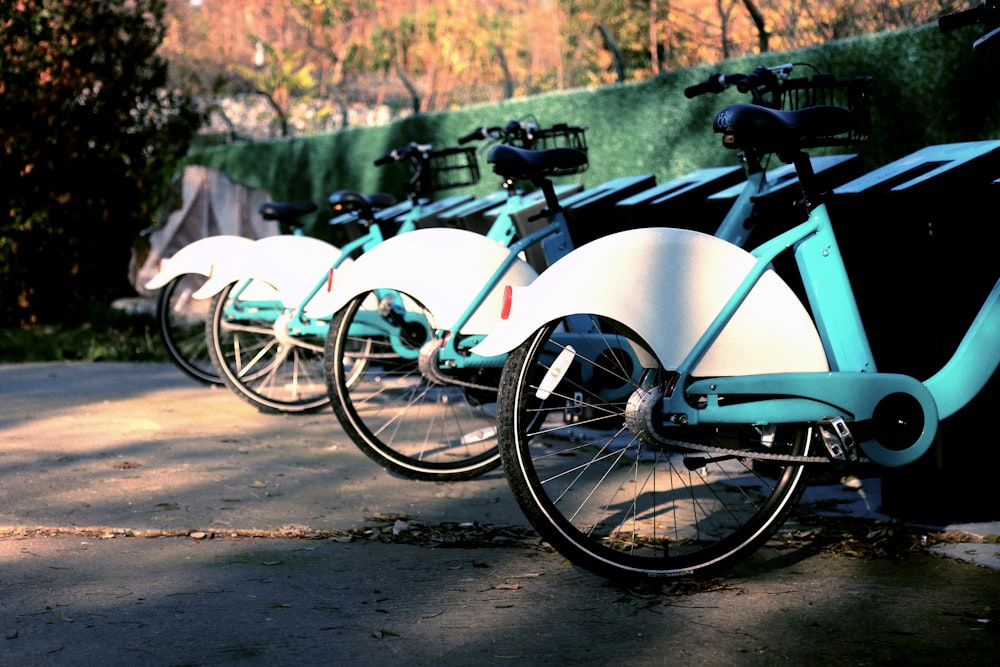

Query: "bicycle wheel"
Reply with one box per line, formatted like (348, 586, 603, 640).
(497, 313, 814, 582)
(156, 273, 221, 385)
(207, 280, 330, 413)
(324, 289, 503, 481)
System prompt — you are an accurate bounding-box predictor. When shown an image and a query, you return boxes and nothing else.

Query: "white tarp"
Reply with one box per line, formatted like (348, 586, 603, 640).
(131, 165, 279, 296)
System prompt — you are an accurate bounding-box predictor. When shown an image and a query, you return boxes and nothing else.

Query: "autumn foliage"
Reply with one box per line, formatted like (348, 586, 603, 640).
(161, 0, 943, 117)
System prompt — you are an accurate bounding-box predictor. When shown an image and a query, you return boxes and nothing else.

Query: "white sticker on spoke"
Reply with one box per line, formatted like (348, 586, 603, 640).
(535, 345, 576, 400)
(460, 425, 497, 445)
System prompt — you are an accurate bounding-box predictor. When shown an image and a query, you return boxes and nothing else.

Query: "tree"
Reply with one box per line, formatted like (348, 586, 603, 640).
(1, 0, 200, 326)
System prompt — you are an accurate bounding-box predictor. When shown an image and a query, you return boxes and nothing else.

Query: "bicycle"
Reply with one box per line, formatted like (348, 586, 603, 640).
(202, 142, 478, 413)
(471, 66, 894, 581)
(322, 121, 593, 480)
(205, 122, 579, 413)
(321, 70, 868, 482)
(146, 197, 337, 386)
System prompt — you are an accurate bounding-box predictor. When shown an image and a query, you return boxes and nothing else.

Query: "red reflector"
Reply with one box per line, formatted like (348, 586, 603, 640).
(326, 268, 335, 291)
(501, 285, 512, 320)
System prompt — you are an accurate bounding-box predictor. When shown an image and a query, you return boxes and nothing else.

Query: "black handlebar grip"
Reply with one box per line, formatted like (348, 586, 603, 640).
(458, 128, 486, 144)
(684, 74, 727, 98)
(373, 151, 397, 166)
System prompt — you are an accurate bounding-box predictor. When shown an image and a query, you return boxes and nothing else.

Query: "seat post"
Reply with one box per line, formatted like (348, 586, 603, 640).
(787, 150, 821, 212)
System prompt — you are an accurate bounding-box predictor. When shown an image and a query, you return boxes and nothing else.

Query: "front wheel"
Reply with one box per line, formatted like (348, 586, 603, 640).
(156, 273, 221, 385)
(207, 280, 330, 413)
(497, 313, 813, 582)
(324, 289, 503, 481)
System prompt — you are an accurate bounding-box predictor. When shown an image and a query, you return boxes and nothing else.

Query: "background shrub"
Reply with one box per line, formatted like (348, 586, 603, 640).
(1, 0, 201, 327)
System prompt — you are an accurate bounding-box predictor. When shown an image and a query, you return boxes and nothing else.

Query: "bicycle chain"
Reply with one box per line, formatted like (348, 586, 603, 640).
(655, 436, 831, 464)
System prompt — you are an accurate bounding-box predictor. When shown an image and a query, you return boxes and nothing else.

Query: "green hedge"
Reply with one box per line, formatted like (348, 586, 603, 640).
(185, 23, 1000, 240)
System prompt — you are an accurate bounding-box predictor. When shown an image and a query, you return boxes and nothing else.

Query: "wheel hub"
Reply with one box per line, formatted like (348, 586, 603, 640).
(272, 310, 297, 346)
(624, 384, 665, 446)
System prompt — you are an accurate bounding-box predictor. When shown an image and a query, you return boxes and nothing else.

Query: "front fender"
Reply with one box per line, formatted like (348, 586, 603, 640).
(318, 227, 538, 333)
(192, 235, 345, 308)
(471, 227, 829, 377)
(144, 235, 255, 290)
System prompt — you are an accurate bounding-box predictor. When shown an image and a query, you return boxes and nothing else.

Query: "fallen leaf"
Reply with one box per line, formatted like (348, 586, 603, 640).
(494, 583, 521, 590)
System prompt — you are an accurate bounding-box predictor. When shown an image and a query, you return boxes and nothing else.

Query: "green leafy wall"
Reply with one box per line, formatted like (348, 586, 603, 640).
(185, 23, 1000, 239)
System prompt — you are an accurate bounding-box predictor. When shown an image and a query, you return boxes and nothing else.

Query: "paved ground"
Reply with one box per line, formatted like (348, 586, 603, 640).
(1, 362, 998, 665)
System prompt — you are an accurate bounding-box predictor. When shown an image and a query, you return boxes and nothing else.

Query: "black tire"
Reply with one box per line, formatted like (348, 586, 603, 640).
(324, 290, 503, 481)
(206, 280, 330, 413)
(156, 273, 222, 385)
(497, 313, 813, 582)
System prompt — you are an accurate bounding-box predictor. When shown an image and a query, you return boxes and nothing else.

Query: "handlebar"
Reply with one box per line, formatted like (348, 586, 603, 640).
(684, 63, 794, 108)
(458, 127, 496, 144)
(460, 118, 553, 147)
(939, 0, 1000, 32)
(373, 142, 433, 167)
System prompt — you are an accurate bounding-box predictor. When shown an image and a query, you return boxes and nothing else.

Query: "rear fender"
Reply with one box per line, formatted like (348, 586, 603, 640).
(144, 236, 255, 291)
(319, 227, 537, 333)
(471, 227, 829, 376)
(192, 236, 345, 308)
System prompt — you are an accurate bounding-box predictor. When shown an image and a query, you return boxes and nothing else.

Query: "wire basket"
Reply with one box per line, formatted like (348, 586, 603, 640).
(780, 74, 872, 146)
(519, 124, 589, 151)
(422, 146, 480, 192)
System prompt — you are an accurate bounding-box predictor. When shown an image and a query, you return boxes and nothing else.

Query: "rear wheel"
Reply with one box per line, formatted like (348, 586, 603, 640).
(324, 289, 503, 481)
(156, 273, 221, 385)
(497, 313, 813, 582)
(207, 280, 330, 413)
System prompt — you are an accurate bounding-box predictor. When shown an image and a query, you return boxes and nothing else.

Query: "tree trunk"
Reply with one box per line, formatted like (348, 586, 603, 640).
(596, 23, 626, 84)
(495, 44, 515, 99)
(256, 90, 289, 137)
(742, 0, 770, 53)
(396, 66, 421, 114)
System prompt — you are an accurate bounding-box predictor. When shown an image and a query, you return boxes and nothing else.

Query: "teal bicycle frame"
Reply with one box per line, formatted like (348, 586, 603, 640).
(226, 180, 584, 352)
(658, 197, 1000, 467)
(340, 184, 567, 358)
(220, 197, 432, 341)
(426, 155, 808, 371)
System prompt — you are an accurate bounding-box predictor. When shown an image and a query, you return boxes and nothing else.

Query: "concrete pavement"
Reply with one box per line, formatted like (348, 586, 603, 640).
(1, 362, 998, 665)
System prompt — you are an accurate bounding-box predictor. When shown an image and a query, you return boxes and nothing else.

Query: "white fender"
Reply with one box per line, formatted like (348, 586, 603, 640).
(192, 235, 347, 310)
(144, 235, 256, 290)
(318, 227, 538, 334)
(471, 227, 829, 377)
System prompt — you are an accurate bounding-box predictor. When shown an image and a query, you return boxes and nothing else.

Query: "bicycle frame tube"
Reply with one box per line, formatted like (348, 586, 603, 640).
(713, 167, 766, 246)
(280, 199, 438, 335)
(437, 212, 571, 366)
(484, 191, 524, 246)
(289, 226, 387, 336)
(658, 203, 979, 466)
(442, 164, 771, 370)
(924, 277, 1000, 420)
(669, 203, 873, 382)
